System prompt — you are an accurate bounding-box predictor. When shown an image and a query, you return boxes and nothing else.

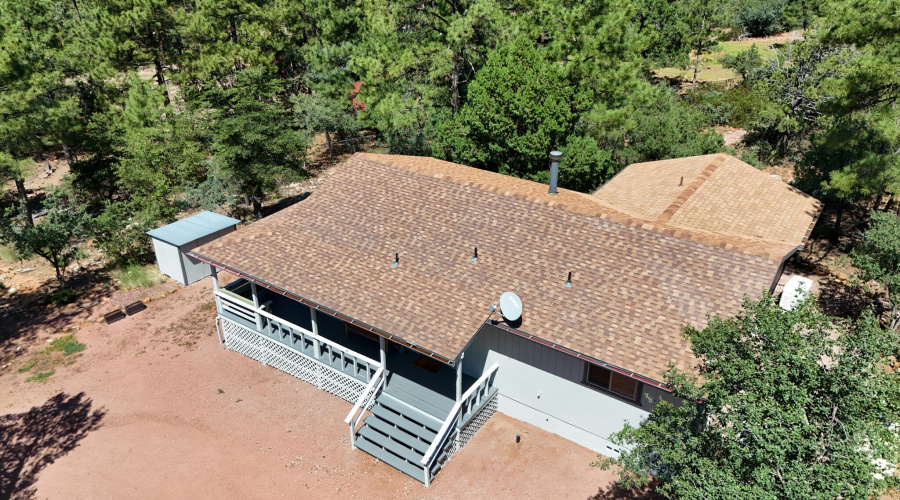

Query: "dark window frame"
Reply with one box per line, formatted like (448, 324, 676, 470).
(583, 363, 642, 403)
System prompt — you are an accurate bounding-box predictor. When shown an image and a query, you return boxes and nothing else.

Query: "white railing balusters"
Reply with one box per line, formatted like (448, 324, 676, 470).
(215, 290, 381, 382)
(344, 366, 385, 448)
(420, 363, 499, 484)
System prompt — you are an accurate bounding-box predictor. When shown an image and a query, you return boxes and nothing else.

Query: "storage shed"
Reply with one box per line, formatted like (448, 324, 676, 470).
(147, 211, 241, 286)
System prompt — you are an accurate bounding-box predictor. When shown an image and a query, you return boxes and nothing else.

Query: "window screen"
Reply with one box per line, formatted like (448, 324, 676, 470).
(585, 363, 640, 402)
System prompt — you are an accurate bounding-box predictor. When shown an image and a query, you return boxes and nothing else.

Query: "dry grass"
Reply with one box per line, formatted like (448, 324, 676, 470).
(655, 32, 802, 85)
(113, 264, 167, 291)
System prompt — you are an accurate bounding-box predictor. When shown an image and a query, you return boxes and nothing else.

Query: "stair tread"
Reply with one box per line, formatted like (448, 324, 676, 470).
(364, 415, 431, 454)
(384, 382, 454, 410)
(356, 437, 426, 483)
(371, 404, 439, 442)
(358, 426, 426, 468)
(386, 372, 456, 391)
(376, 394, 443, 429)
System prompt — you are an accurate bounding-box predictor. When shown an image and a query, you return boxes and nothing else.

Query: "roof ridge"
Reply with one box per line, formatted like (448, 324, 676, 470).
(354, 153, 792, 261)
(656, 154, 726, 223)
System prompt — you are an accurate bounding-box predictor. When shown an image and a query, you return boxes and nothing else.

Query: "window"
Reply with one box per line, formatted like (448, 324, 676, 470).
(585, 363, 640, 401)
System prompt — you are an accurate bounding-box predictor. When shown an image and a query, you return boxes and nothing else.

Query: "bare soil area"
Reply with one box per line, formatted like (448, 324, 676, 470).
(0, 279, 641, 500)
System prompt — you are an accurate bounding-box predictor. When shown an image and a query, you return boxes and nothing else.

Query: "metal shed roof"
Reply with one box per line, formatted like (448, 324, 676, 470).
(146, 211, 241, 247)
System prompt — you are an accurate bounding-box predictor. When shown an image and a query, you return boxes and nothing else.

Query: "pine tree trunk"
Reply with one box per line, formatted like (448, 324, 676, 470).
(154, 56, 171, 106)
(14, 178, 33, 227)
(325, 130, 333, 160)
(691, 19, 705, 92)
(61, 142, 75, 168)
(252, 198, 262, 218)
(34, 146, 53, 175)
(451, 54, 461, 116)
(831, 201, 844, 242)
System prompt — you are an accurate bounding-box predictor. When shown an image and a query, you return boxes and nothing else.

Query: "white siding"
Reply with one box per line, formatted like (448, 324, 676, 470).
(462, 324, 679, 457)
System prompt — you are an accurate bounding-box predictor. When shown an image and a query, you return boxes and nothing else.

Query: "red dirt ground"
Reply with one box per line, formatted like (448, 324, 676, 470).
(1, 279, 645, 499)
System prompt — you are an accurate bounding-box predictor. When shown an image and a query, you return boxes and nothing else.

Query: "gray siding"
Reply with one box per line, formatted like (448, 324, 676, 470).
(152, 238, 188, 285)
(461, 324, 679, 457)
(180, 227, 236, 285)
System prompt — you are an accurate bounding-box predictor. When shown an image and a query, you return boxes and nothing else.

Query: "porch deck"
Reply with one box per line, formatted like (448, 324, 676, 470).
(219, 279, 476, 402)
(216, 278, 497, 486)
(383, 346, 476, 420)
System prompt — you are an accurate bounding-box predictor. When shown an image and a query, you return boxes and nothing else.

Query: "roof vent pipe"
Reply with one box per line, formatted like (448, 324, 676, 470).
(548, 151, 562, 195)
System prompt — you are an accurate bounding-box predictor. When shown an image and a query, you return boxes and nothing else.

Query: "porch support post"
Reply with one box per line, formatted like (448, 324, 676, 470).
(310, 307, 321, 358)
(210, 266, 222, 315)
(456, 353, 464, 403)
(379, 336, 386, 366)
(250, 281, 263, 330)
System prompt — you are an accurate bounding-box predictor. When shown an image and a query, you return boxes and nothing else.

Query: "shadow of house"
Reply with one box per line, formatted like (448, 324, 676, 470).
(0, 392, 105, 500)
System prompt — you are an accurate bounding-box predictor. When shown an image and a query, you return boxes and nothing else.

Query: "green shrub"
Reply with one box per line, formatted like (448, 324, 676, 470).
(734, 0, 787, 37)
(738, 146, 766, 168)
(113, 264, 166, 290)
(720, 45, 764, 83)
(47, 288, 80, 306)
(92, 203, 158, 267)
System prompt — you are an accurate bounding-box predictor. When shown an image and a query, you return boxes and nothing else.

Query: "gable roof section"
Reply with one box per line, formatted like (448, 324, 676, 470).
(592, 154, 822, 254)
(193, 153, 800, 382)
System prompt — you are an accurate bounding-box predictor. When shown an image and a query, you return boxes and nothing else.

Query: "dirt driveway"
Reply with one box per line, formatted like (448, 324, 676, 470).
(1, 279, 639, 499)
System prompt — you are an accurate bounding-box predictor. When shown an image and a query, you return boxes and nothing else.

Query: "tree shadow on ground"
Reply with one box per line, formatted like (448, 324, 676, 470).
(588, 482, 664, 500)
(0, 392, 106, 500)
(817, 279, 880, 320)
(0, 271, 116, 366)
(786, 251, 879, 321)
(261, 191, 311, 217)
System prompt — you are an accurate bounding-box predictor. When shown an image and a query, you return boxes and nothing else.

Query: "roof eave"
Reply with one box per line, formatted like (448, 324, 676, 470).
(189, 251, 457, 367)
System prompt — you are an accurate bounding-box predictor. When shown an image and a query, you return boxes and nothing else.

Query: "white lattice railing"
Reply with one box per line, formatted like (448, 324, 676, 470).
(421, 363, 499, 487)
(219, 316, 373, 404)
(216, 290, 380, 382)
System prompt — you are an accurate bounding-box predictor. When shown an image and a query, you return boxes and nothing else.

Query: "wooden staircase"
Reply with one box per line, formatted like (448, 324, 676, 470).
(354, 373, 455, 483)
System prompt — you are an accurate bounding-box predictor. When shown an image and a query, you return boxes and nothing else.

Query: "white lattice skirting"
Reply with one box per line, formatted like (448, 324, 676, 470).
(219, 316, 368, 404)
(436, 392, 500, 470)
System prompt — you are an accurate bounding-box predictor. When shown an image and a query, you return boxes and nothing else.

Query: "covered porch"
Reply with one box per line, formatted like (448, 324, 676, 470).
(211, 271, 500, 486)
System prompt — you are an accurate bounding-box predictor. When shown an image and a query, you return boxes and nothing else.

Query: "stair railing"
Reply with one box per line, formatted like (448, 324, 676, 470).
(420, 363, 499, 487)
(344, 365, 386, 448)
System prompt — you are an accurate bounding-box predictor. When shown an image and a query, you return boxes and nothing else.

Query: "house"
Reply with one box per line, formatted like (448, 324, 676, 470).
(186, 152, 821, 486)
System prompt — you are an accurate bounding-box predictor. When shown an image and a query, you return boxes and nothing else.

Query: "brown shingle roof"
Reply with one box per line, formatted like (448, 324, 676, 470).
(593, 154, 822, 253)
(194, 153, 814, 382)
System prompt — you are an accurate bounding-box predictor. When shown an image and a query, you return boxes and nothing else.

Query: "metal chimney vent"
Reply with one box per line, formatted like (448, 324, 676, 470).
(548, 151, 562, 195)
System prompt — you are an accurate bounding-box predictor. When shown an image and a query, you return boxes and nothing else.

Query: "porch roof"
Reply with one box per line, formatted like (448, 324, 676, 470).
(192, 153, 816, 383)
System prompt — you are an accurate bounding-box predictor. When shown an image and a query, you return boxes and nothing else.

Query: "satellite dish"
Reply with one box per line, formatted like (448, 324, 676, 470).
(499, 292, 523, 321)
